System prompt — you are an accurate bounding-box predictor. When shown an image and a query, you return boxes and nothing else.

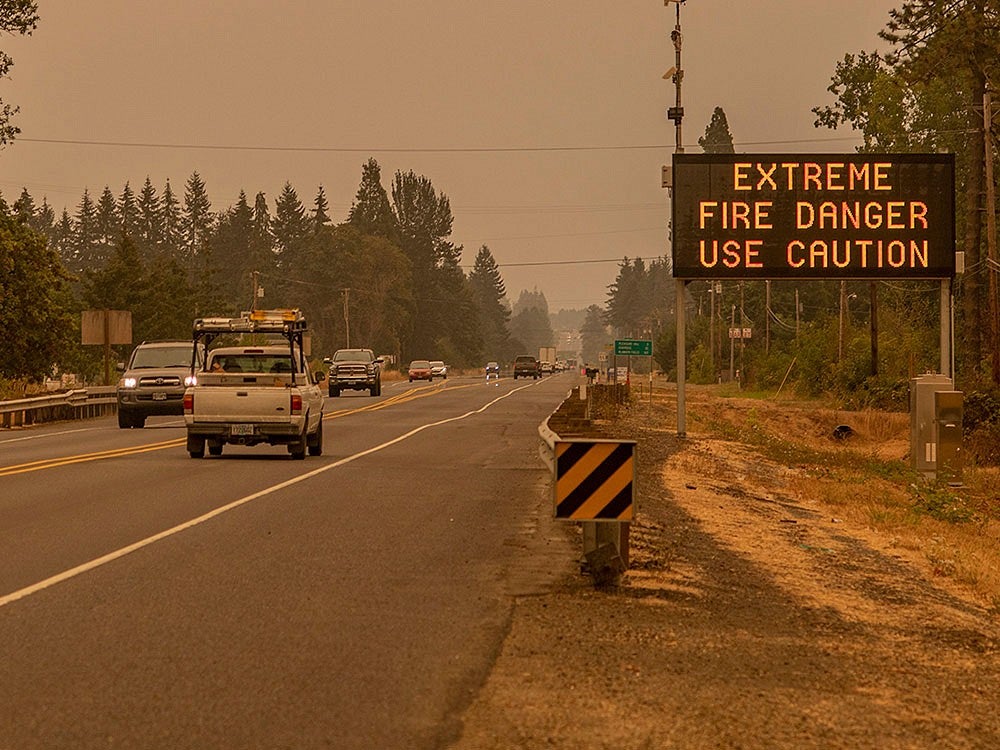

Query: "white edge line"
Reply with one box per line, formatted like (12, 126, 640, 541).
(0, 381, 537, 609)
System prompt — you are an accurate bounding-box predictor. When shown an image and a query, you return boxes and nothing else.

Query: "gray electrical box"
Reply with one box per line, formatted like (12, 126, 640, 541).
(935, 390, 963, 485)
(909, 373, 953, 477)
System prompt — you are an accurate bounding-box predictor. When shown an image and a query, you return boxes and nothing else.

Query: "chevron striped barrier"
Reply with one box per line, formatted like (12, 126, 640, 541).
(554, 439, 636, 521)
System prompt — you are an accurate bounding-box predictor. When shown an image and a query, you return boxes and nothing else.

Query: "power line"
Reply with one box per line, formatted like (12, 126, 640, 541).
(478, 226, 663, 242)
(16, 133, 869, 154)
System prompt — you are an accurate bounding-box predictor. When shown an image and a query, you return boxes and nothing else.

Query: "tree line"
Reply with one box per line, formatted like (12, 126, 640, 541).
(0, 158, 563, 384)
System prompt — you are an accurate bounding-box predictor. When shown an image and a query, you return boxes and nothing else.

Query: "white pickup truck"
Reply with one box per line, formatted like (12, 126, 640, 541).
(183, 309, 325, 459)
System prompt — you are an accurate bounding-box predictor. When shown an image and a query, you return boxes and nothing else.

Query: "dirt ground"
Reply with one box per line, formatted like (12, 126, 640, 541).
(450, 385, 1000, 750)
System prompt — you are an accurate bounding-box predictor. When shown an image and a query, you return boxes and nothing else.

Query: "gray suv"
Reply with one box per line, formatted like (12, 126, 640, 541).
(116, 340, 199, 428)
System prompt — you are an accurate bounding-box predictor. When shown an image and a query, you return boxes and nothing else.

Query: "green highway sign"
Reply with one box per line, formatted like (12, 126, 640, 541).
(614, 339, 652, 356)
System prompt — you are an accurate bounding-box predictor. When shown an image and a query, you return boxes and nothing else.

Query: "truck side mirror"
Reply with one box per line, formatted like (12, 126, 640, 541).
(314, 371, 326, 383)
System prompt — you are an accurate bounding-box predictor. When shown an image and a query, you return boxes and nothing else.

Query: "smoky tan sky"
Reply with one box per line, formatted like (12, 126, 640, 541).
(1, 0, 897, 310)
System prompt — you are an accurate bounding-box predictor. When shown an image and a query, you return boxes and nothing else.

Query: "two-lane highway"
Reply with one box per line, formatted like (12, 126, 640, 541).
(0, 373, 579, 749)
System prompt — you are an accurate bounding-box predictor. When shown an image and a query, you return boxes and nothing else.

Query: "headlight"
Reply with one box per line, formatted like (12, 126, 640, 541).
(184, 375, 198, 387)
(122, 377, 137, 389)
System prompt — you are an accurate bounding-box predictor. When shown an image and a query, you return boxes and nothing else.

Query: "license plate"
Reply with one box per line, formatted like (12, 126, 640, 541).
(152, 392, 167, 401)
(230, 424, 254, 436)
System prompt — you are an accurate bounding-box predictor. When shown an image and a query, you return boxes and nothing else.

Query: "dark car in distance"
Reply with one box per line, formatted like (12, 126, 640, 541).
(513, 355, 540, 380)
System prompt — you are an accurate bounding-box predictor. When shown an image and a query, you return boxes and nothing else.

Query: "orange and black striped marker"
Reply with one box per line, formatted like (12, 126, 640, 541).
(554, 440, 636, 521)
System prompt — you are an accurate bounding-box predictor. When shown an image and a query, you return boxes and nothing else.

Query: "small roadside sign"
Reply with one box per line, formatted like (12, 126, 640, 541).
(614, 339, 652, 357)
(554, 439, 636, 521)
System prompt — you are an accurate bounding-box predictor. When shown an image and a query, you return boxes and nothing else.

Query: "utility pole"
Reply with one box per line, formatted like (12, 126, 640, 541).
(250, 270, 260, 311)
(666, 0, 687, 436)
(666, 0, 685, 154)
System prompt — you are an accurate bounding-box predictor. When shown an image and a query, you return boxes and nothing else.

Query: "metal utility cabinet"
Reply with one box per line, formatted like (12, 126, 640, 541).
(934, 390, 964, 484)
(909, 373, 962, 481)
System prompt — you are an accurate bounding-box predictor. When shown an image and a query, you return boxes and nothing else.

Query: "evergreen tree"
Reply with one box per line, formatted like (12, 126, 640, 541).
(140, 257, 200, 340)
(580, 304, 611, 367)
(0, 202, 76, 380)
(31, 196, 56, 241)
(71, 189, 101, 273)
(82, 233, 146, 314)
(605, 257, 652, 337)
(160, 179, 183, 259)
(391, 170, 456, 359)
(94, 186, 119, 262)
(509, 289, 554, 356)
(252, 191, 272, 242)
(0, 3, 39, 145)
(136, 177, 162, 257)
(208, 190, 254, 312)
(53, 209, 74, 270)
(12, 187, 34, 224)
(468, 245, 511, 360)
(311, 185, 331, 233)
(347, 158, 398, 241)
(182, 171, 212, 265)
(698, 106, 736, 153)
(434, 255, 483, 367)
(118, 181, 138, 240)
(272, 182, 309, 268)
(512, 288, 549, 317)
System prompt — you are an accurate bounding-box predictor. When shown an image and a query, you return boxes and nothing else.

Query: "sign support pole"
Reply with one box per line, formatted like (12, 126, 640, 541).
(941, 278, 951, 377)
(676, 278, 686, 437)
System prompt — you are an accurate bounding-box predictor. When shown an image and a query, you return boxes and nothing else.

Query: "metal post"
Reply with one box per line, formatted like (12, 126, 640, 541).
(941, 279, 951, 377)
(676, 277, 686, 437)
(667, 0, 687, 438)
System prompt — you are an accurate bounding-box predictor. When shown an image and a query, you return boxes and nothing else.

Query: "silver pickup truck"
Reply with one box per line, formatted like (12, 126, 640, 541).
(183, 310, 325, 459)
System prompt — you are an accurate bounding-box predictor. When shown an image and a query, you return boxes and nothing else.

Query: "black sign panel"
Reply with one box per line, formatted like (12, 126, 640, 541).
(671, 153, 955, 279)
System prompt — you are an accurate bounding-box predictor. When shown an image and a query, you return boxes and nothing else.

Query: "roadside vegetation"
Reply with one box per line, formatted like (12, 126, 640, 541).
(637, 383, 1000, 610)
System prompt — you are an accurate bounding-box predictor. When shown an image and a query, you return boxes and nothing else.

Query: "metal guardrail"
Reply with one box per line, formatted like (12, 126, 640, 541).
(537, 390, 569, 473)
(0, 387, 117, 429)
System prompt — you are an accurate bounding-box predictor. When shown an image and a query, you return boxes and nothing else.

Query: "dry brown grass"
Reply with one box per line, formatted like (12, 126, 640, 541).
(647, 381, 1000, 610)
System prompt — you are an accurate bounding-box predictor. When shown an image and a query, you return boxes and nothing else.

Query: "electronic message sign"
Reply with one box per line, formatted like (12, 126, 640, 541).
(671, 153, 955, 280)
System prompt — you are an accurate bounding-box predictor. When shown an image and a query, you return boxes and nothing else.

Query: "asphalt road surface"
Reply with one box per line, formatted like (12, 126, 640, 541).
(0, 373, 578, 749)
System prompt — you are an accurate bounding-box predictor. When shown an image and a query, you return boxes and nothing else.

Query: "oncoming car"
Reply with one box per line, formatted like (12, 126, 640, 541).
(429, 360, 447, 379)
(116, 340, 201, 428)
(408, 359, 433, 382)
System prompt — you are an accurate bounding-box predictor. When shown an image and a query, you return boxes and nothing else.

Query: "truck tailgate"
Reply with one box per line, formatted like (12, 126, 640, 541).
(189, 385, 296, 423)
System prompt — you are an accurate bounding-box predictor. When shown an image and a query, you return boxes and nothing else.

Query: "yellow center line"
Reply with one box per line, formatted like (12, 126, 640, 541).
(1, 380, 483, 476)
(0, 438, 187, 477)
